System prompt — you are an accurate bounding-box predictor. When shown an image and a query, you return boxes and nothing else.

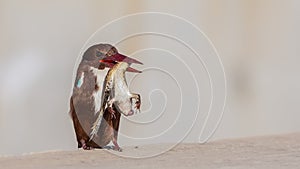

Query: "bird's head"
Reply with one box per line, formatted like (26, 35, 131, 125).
(82, 44, 143, 73)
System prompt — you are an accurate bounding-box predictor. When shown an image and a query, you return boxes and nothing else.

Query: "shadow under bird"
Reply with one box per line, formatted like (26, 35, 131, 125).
(69, 44, 142, 150)
(89, 62, 141, 151)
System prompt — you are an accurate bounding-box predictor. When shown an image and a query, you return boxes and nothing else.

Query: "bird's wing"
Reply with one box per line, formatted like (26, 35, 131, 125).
(71, 65, 99, 145)
(89, 73, 114, 141)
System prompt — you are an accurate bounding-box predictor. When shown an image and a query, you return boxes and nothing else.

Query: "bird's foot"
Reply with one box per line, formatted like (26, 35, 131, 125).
(82, 145, 93, 150)
(112, 139, 122, 152)
(80, 139, 93, 150)
(112, 145, 122, 152)
(102, 145, 122, 152)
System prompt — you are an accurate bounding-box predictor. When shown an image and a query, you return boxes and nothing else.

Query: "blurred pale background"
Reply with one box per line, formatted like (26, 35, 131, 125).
(1, 0, 300, 155)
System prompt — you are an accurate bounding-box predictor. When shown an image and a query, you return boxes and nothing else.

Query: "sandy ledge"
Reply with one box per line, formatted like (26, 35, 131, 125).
(1, 133, 300, 169)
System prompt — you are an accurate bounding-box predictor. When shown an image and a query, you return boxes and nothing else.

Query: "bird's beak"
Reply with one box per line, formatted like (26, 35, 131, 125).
(100, 53, 143, 73)
(102, 53, 143, 65)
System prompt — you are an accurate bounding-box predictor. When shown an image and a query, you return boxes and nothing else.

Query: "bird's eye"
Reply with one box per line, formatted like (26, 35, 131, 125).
(96, 51, 102, 57)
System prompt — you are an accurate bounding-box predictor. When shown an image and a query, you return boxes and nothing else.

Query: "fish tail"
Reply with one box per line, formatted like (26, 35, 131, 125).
(89, 109, 104, 141)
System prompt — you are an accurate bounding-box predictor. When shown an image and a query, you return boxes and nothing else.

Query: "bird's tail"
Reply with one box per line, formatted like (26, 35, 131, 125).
(89, 109, 104, 141)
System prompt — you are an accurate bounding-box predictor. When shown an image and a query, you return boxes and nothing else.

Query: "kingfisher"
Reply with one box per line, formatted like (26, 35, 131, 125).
(69, 44, 142, 150)
(89, 62, 141, 151)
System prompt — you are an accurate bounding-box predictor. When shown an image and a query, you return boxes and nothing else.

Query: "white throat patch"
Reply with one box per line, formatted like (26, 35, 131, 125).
(90, 67, 108, 115)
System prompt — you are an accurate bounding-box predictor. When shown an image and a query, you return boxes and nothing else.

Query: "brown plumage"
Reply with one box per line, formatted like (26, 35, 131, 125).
(70, 97, 121, 149)
(69, 44, 142, 150)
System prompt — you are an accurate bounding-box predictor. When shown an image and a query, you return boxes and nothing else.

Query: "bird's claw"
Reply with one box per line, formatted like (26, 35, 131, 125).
(83, 145, 93, 150)
(113, 146, 122, 152)
(102, 145, 122, 152)
(80, 139, 93, 150)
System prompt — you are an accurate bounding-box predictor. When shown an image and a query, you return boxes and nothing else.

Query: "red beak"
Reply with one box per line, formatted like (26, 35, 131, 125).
(100, 53, 143, 73)
(102, 53, 143, 65)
